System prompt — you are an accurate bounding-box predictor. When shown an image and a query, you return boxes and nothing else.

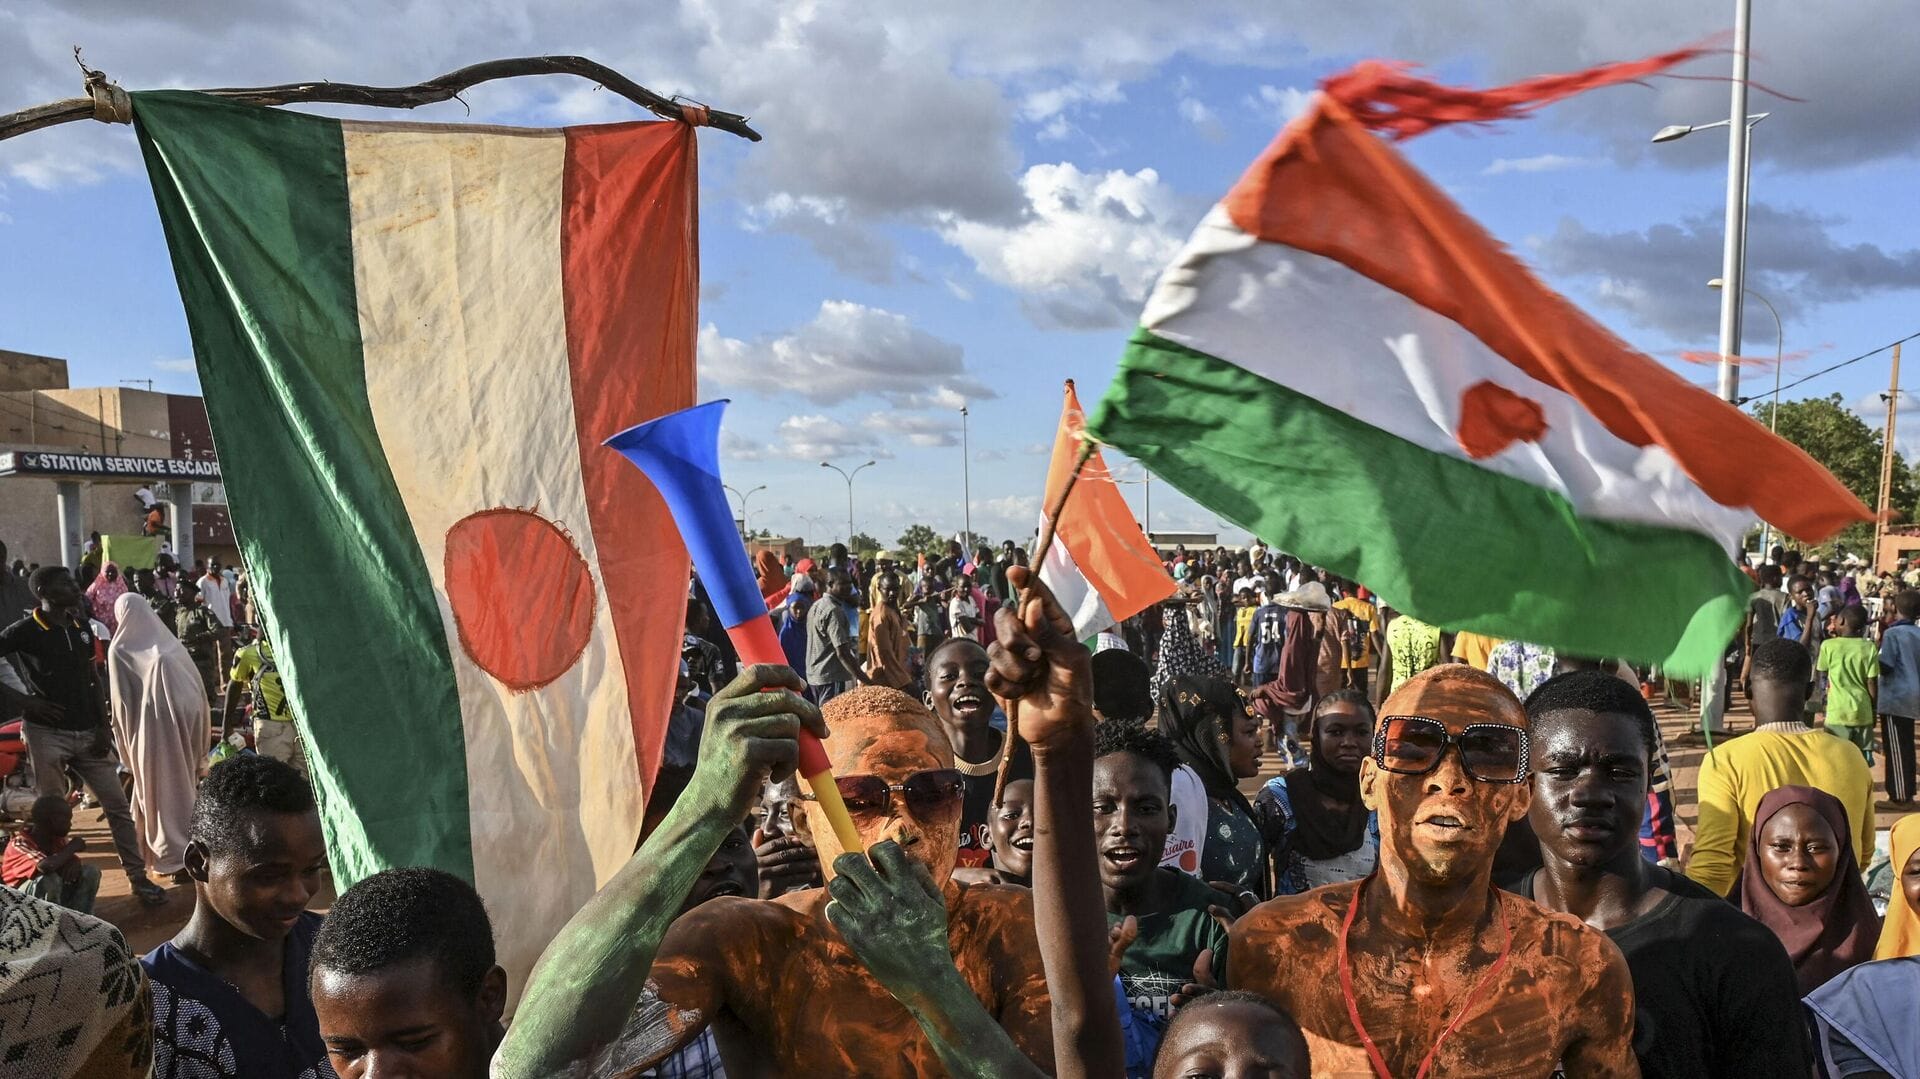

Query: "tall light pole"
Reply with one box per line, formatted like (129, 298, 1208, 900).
(799, 513, 830, 544)
(1709, 277, 1783, 556)
(820, 460, 876, 548)
(723, 483, 765, 537)
(960, 404, 972, 549)
(1650, 0, 1760, 404)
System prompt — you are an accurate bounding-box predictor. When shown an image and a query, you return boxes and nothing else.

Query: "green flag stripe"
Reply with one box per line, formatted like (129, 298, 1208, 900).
(133, 90, 472, 884)
(1088, 329, 1747, 674)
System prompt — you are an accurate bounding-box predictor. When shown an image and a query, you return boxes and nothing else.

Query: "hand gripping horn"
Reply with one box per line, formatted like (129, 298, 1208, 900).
(604, 400, 862, 854)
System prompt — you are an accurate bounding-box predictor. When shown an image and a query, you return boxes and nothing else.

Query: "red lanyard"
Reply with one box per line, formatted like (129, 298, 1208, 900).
(1337, 874, 1514, 1079)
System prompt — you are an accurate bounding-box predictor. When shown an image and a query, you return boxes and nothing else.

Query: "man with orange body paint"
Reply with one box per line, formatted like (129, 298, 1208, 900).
(1228, 665, 1639, 1077)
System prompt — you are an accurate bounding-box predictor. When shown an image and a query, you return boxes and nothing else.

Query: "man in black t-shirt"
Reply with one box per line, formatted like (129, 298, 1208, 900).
(1518, 670, 1809, 1078)
(0, 566, 165, 905)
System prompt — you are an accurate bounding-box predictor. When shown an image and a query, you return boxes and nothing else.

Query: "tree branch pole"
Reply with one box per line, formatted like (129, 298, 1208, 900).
(994, 436, 1098, 808)
(0, 54, 761, 144)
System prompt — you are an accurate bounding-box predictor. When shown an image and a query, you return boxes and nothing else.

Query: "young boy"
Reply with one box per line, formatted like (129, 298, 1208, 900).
(310, 867, 507, 1079)
(923, 635, 1005, 866)
(1093, 721, 1231, 1026)
(1818, 604, 1879, 763)
(1150, 991, 1311, 1079)
(1, 793, 99, 913)
(1231, 589, 1257, 686)
(144, 754, 332, 1077)
(1879, 589, 1920, 805)
(952, 768, 1035, 888)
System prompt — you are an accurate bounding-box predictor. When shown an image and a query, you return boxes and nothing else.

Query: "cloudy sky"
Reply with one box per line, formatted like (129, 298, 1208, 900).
(3, 2, 1918, 548)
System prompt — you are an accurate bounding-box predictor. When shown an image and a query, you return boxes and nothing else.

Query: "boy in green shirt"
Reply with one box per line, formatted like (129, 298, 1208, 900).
(1817, 604, 1878, 763)
(1093, 721, 1230, 1028)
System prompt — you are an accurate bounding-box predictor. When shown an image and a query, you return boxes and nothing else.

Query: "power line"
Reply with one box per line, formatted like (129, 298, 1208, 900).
(1735, 330, 1920, 406)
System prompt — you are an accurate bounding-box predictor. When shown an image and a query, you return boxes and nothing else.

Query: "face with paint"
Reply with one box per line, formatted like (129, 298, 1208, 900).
(1360, 666, 1532, 888)
(804, 686, 962, 885)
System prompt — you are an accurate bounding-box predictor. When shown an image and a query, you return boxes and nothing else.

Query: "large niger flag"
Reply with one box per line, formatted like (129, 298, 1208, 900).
(1037, 381, 1175, 639)
(134, 90, 694, 995)
(1088, 91, 1868, 674)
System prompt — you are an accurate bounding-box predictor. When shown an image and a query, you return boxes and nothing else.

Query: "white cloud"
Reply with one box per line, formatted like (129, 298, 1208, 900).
(942, 277, 974, 302)
(1020, 80, 1125, 122)
(700, 300, 994, 405)
(724, 414, 894, 462)
(974, 448, 1008, 462)
(152, 358, 196, 373)
(1023, 441, 1051, 455)
(1177, 96, 1225, 141)
(740, 194, 897, 282)
(941, 162, 1196, 329)
(1482, 153, 1598, 176)
(1244, 84, 1313, 129)
(865, 411, 959, 448)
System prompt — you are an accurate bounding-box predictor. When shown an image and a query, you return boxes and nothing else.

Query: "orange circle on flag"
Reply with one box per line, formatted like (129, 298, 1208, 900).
(444, 508, 596, 691)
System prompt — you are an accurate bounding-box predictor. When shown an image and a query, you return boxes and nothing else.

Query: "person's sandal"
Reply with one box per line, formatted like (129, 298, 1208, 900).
(131, 878, 168, 906)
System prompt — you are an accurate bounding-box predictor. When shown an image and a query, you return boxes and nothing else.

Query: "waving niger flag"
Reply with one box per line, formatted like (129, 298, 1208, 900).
(1038, 380, 1176, 639)
(1087, 58, 1869, 675)
(134, 90, 694, 999)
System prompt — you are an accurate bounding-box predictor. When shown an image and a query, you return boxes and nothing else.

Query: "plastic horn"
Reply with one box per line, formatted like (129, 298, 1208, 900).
(604, 400, 862, 855)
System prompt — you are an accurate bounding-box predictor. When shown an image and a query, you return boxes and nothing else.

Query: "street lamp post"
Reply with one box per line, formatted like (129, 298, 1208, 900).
(960, 405, 972, 550)
(723, 483, 766, 537)
(1710, 278, 1783, 555)
(820, 460, 876, 548)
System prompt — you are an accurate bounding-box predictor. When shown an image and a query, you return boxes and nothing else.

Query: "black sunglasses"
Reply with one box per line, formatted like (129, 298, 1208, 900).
(800, 768, 967, 818)
(1372, 716, 1530, 784)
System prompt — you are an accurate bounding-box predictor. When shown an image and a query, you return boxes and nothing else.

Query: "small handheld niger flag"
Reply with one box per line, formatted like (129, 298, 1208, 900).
(1086, 53, 1869, 675)
(1038, 381, 1177, 639)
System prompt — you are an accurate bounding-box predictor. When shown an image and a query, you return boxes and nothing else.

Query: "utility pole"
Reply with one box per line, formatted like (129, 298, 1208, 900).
(960, 404, 971, 549)
(1714, 0, 1752, 405)
(1877, 342, 1904, 563)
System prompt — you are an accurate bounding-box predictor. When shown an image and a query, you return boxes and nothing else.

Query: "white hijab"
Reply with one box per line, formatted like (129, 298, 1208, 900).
(107, 591, 207, 874)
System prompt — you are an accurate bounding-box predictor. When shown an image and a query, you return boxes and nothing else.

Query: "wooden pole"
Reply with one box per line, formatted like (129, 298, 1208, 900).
(1876, 342, 1903, 560)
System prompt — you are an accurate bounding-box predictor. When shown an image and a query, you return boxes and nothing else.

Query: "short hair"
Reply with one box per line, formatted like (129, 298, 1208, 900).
(826, 567, 851, 588)
(1523, 670, 1657, 758)
(1785, 574, 1813, 594)
(1751, 636, 1813, 686)
(1160, 990, 1307, 1059)
(1898, 590, 1920, 621)
(1091, 719, 1181, 784)
(925, 633, 987, 672)
(29, 793, 69, 827)
(27, 564, 69, 597)
(1090, 648, 1152, 724)
(310, 867, 495, 999)
(191, 754, 316, 857)
(1758, 564, 1783, 588)
(1839, 604, 1868, 633)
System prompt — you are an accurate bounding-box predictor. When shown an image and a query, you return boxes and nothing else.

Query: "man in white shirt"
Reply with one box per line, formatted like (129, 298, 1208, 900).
(198, 563, 236, 698)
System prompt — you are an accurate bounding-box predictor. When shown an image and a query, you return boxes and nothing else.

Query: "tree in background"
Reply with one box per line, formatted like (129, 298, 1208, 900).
(847, 532, 883, 556)
(1756, 393, 1917, 557)
(896, 524, 941, 559)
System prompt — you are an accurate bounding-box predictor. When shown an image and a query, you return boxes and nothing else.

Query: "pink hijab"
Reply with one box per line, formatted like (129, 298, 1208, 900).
(86, 562, 128, 633)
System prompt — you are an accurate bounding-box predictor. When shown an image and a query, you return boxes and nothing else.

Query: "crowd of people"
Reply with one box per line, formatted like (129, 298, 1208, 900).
(1, 531, 1918, 1077)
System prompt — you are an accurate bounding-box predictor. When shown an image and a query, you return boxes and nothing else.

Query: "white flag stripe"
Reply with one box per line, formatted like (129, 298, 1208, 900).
(344, 124, 642, 1001)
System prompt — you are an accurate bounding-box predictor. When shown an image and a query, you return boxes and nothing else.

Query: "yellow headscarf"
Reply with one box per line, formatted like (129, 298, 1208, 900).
(1873, 814, 1920, 959)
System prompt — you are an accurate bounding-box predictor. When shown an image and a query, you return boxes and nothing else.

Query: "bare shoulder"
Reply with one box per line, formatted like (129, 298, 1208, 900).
(660, 893, 807, 968)
(948, 880, 1038, 954)
(1227, 883, 1353, 992)
(1497, 892, 1630, 993)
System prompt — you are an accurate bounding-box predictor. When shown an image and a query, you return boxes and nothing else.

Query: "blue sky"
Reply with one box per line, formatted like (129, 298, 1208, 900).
(4, 2, 1918, 549)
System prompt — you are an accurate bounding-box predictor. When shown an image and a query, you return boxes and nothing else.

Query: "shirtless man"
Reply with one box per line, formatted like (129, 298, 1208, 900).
(1228, 665, 1638, 1077)
(494, 664, 1058, 1077)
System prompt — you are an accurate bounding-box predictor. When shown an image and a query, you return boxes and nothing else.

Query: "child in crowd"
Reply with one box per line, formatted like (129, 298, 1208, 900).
(1, 793, 98, 914)
(309, 867, 507, 1079)
(1149, 991, 1311, 1079)
(1231, 588, 1256, 686)
(953, 771, 1034, 887)
(922, 636, 1007, 867)
(1818, 604, 1879, 763)
(1093, 721, 1232, 1072)
(144, 753, 332, 1078)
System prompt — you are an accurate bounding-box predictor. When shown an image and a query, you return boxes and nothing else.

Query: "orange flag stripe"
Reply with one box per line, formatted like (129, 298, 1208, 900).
(1046, 380, 1177, 624)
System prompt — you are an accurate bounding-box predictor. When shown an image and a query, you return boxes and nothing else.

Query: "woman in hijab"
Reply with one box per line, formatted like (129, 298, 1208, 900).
(86, 561, 128, 634)
(1734, 785, 1880, 993)
(1156, 672, 1267, 908)
(1806, 816, 1920, 1078)
(1254, 688, 1378, 895)
(107, 592, 208, 880)
(1873, 812, 1920, 960)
